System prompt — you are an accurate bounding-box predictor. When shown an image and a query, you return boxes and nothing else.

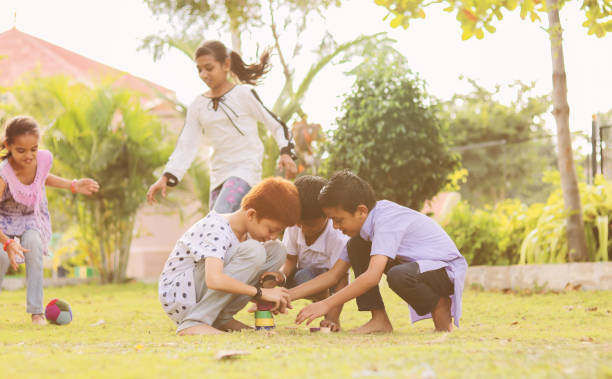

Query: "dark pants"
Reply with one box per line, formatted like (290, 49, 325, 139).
(347, 236, 453, 316)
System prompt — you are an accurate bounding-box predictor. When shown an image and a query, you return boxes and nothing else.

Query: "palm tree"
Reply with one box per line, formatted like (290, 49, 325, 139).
(43, 77, 173, 282)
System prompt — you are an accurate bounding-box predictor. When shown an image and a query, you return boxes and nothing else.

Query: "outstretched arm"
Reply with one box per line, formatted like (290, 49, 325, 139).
(295, 254, 388, 326)
(45, 174, 99, 195)
(289, 259, 350, 301)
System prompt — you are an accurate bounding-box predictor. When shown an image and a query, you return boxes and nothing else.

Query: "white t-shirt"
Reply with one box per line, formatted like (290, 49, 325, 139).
(158, 211, 239, 323)
(282, 219, 349, 271)
(163, 84, 292, 190)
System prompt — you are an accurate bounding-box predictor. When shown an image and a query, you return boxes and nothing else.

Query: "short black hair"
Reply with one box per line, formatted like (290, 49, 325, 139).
(294, 175, 328, 220)
(318, 170, 376, 213)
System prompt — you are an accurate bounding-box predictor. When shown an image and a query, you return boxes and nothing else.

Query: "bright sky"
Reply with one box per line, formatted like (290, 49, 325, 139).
(1, 0, 611, 150)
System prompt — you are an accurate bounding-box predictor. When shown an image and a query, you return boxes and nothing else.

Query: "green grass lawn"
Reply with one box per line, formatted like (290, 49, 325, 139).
(1, 283, 611, 379)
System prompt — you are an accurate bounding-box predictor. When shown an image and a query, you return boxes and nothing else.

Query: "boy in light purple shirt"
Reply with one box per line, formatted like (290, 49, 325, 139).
(291, 170, 467, 333)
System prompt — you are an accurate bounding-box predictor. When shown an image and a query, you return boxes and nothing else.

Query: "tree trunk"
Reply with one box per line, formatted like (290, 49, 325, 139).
(115, 216, 136, 283)
(547, 2, 588, 261)
(231, 28, 241, 54)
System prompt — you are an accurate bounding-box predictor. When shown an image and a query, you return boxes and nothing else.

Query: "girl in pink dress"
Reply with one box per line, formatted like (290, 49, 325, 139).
(0, 116, 99, 324)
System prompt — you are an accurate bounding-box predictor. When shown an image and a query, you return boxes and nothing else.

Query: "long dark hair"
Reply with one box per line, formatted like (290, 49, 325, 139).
(1, 116, 40, 160)
(195, 40, 271, 85)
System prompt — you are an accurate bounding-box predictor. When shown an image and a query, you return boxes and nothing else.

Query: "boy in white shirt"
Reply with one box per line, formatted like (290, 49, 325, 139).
(265, 176, 349, 331)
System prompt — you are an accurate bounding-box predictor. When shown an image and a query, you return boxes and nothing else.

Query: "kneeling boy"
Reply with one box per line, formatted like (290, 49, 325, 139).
(291, 170, 467, 333)
(277, 176, 349, 331)
(158, 177, 300, 335)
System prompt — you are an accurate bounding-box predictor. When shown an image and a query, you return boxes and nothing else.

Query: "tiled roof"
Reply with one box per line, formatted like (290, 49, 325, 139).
(0, 27, 175, 102)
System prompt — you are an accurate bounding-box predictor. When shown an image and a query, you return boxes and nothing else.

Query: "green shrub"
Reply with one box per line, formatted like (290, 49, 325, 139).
(446, 174, 612, 265)
(444, 201, 503, 265)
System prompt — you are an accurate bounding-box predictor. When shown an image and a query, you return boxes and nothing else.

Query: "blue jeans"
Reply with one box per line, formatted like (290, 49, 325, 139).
(0, 229, 44, 314)
(287, 267, 329, 288)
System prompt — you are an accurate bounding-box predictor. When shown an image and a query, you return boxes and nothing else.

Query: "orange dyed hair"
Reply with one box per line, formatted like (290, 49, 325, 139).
(241, 177, 301, 227)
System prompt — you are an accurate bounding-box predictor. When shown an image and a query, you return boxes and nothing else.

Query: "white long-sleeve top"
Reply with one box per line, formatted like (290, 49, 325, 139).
(163, 84, 292, 190)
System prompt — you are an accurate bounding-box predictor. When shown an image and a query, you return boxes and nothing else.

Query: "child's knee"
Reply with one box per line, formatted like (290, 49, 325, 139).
(235, 240, 266, 267)
(347, 236, 371, 255)
(264, 240, 286, 267)
(386, 265, 418, 292)
(294, 268, 317, 286)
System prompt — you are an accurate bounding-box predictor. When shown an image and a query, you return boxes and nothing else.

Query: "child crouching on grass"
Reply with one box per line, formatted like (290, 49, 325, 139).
(291, 170, 467, 333)
(158, 177, 300, 336)
(262, 176, 349, 331)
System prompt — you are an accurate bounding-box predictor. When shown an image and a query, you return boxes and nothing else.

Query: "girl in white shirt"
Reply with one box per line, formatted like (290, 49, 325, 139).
(147, 40, 297, 212)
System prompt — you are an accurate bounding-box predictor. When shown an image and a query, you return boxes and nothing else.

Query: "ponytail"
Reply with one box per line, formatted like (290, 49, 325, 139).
(229, 48, 271, 85)
(195, 40, 271, 85)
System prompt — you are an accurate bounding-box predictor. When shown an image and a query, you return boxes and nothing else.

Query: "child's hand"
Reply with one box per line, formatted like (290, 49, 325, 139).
(6, 241, 29, 271)
(320, 318, 340, 332)
(75, 178, 100, 195)
(295, 301, 330, 326)
(147, 176, 168, 205)
(261, 287, 292, 314)
(278, 154, 297, 179)
(259, 271, 285, 287)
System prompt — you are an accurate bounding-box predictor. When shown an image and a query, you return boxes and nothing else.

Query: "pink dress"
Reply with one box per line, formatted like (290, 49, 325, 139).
(0, 150, 53, 259)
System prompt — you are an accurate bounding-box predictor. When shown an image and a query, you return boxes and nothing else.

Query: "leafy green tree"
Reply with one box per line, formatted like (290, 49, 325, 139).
(374, 0, 612, 261)
(443, 79, 555, 206)
(325, 56, 459, 209)
(42, 77, 173, 283)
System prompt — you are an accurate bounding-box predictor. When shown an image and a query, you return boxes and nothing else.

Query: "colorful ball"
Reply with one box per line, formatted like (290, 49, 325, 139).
(45, 298, 72, 325)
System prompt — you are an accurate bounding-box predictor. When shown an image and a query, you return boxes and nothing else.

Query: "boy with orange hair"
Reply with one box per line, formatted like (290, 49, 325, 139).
(158, 177, 300, 336)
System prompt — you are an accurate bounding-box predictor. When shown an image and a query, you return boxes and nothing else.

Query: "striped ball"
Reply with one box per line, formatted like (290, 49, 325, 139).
(45, 298, 72, 325)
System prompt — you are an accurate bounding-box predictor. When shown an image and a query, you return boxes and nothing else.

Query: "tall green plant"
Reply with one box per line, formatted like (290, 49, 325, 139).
(325, 55, 459, 209)
(375, 0, 612, 262)
(43, 77, 173, 283)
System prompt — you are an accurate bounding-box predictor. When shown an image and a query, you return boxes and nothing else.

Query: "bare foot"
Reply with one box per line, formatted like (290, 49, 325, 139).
(217, 318, 253, 332)
(31, 314, 46, 325)
(432, 297, 453, 332)
(350, 309, 393, 334)
(177, 323, 224, 336)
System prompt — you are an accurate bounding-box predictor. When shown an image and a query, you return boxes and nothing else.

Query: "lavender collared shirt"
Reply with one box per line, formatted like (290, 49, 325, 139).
(338, 200, 468, 327)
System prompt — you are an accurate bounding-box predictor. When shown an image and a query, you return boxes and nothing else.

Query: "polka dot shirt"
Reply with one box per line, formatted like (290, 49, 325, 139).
(158, 211, 239, 323)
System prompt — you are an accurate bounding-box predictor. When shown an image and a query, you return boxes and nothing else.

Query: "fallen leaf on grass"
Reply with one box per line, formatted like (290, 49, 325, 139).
(586, 307, 598, 312)
(511, 321, 519, 326)
(580, 337, 594, 342)
(565, 306, 574, 311)
(215, 350, 250, 360)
